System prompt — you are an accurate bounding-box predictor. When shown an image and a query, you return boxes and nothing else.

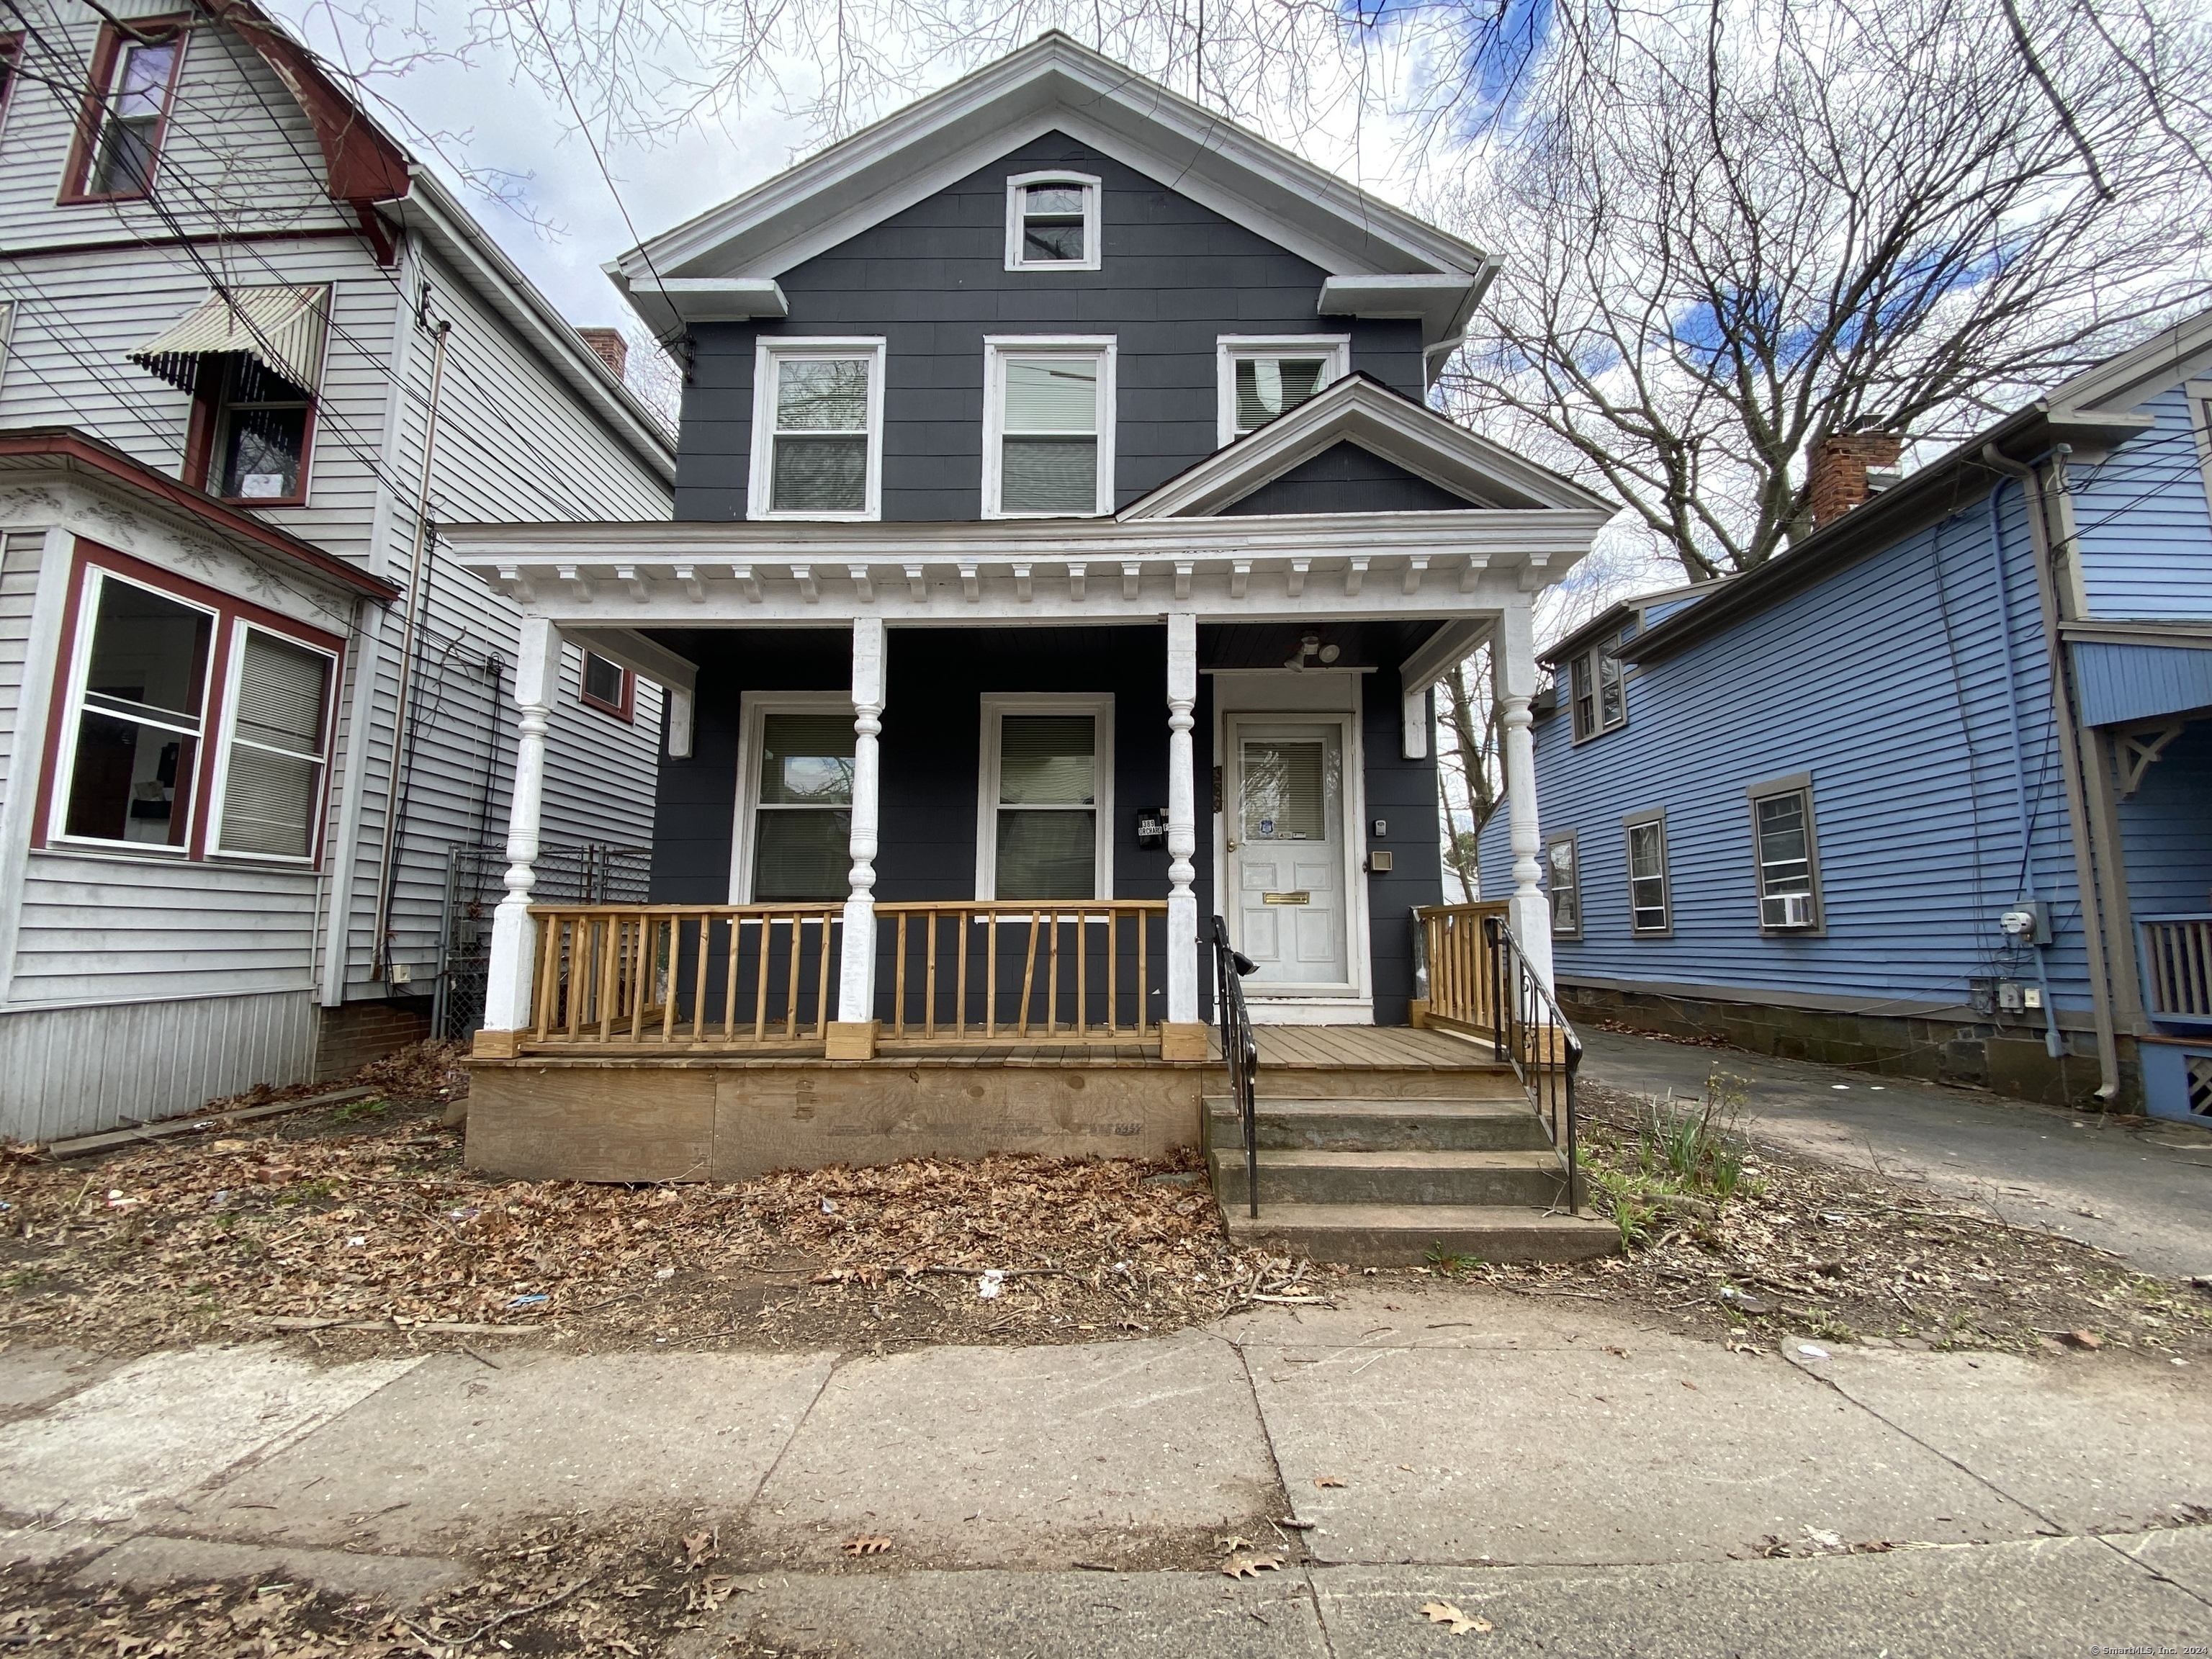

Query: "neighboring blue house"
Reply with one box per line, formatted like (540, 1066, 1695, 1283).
(1479, 313, 2212, 1121)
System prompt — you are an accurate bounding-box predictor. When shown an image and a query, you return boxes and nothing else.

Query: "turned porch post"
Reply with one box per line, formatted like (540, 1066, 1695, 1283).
(1161, 611, 1206, 1058)
(829, 616, 886, 1058)
(1497, 599, 1555, 988)
(476, 616, 561, 1053)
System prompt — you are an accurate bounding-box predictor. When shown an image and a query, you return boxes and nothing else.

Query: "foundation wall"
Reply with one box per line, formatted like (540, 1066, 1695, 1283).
(464, 1058, 1206, 1182)
(1560, 981, 2139, 1110)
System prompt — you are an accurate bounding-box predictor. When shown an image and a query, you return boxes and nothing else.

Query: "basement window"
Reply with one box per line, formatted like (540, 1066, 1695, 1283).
(1004, 173, 1101, 271)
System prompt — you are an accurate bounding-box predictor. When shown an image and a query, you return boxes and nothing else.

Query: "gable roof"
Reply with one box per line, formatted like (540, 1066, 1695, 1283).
(1620, 306, 2212, 666)
(1120, 372, 1617, 519)
(609, 33, 1497, 349)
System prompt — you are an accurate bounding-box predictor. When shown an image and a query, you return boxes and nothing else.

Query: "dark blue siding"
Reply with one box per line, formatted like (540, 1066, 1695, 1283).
(1362, 671, 1443, 1025)
(1221, 442, 1475, 516)
(673, 132, 1426, 521)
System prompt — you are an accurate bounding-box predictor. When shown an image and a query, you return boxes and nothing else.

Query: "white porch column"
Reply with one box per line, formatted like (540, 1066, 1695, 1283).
(476, 616, 561, 1053)
(1497, 599, 1555, 989)
(829, 617, 886, 1058)
(1161, 611, 1207, 1059)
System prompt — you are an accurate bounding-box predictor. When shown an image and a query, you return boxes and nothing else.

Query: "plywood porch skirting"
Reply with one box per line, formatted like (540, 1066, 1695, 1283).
(464, 1052, 1204, 1183)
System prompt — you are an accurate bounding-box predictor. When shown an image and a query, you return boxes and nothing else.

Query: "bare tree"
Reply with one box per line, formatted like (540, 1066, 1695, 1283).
(1437, 0, 2212, 578)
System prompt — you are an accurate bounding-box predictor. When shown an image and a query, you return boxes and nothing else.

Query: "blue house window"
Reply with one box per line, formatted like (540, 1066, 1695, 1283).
(1545, 831, 1581, 939)
(1570, 634, 1628, 742)
(1748, 775, 1822, 931)
(1625, 811, 1670, 934)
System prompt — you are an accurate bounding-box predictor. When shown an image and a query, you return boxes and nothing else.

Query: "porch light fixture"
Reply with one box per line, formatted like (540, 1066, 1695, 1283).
(1284, 634, 1341, 672)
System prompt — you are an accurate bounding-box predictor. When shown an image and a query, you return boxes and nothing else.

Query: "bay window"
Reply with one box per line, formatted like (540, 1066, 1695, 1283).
(47, 551, 341, 864)
(984, 338, 1115, 518)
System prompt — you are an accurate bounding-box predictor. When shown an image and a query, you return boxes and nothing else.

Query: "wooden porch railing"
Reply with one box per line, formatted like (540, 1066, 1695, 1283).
(881, 902, 1166, 1042)
(524, 899, 1168, 1051)
(530, 906, 845, 1047)
(2142, 914, 2212, 1023)
(1412, 901, 1510, 1036)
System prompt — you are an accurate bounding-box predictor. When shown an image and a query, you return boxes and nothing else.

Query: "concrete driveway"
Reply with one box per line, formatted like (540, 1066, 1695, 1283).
(1577, 1027, 2212, 1277)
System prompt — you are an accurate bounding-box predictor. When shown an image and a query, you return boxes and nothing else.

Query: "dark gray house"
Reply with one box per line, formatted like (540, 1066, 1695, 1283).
(441, 35, 1614, 1227)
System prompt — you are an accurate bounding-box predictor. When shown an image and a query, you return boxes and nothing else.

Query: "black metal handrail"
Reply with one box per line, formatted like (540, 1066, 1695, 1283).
(1210, 915, 1260, 1218)
(1483, 913, 1582, 1215)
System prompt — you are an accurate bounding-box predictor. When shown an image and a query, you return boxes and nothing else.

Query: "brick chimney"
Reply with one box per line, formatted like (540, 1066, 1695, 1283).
(577, 327, 628, 385)
(1807, 431, 1904, 529)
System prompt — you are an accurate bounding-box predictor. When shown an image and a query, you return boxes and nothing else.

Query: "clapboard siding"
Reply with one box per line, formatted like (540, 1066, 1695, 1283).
(0, 533, 45, 812)
(2072, 387, 2212, 620)
(1362, 670, 1443, 1025)
(1480, 482, 2091, 1012)
(2116, 721, 2212, 921)
(675, 132, 1424, 521)
(0, 989, 317, 1141)
(1223, 444, 1476, 516)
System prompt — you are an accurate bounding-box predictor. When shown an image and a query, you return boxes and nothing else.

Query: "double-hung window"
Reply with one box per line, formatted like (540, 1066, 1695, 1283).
(210, 356, 315, 502)
(983, 338, 1115, 518)
(131, 284, 330, 505)
(47, 552, 340, 864)
(1545, 831, 1582, 940)
(67, 19, 187, 202)
(1748, 774, 1822, 931)
(1624, 810, 1671, 935)
(978, 696, 1114, 902)
(1004, 172, 1100, 271)
(1215, 336, 1349, 446)
(748, 339, 885, 520)
(1569, 629, 1630, 742)
(737, 698, 855, 902)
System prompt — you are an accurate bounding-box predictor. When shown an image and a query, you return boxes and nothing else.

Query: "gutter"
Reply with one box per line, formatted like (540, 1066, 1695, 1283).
(1982, 443, 2123, 1104)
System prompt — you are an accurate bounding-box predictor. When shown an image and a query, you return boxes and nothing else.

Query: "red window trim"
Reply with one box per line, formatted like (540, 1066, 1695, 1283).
(182, 357, 323, 510)
(0, 35, 27, 128)
(32, 539, 346, 868)
(579, 649, 634, 721)
(58, 15, 194, 207)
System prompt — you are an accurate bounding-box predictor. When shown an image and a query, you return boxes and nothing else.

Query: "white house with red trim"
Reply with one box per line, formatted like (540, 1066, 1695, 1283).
(0, 0, 676, 1138)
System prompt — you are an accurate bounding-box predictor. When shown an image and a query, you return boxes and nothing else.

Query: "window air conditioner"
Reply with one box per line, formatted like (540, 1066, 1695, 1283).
(1776, 893, 1814, 929)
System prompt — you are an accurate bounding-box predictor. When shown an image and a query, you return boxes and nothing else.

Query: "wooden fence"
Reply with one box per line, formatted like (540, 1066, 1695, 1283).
(1413, 901, 1511, 1037)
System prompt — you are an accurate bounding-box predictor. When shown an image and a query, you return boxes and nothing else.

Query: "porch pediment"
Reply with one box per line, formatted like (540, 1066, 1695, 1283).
(1119, 374, 1616, 521)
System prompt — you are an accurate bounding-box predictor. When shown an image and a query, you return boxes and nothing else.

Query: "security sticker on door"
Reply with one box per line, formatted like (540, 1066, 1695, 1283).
(1259, 818, 1274, 837)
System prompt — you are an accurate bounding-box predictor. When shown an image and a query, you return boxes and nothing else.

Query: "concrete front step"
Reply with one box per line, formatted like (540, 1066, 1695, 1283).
(1205, 1097, 1556, 1153)
(1208, 1146, 1575, 1208)
(1198, 1065, 1524, 1101)
(1223, 1201, 1619, 1265)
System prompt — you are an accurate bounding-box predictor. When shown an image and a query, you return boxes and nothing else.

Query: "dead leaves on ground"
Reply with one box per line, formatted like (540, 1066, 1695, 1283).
(1221, 1553, 1282, 1578)
(842, 1534, 892, 1557)
(1314, 1475, 1348, 1488)
(1421, 1599, 1493, 1635)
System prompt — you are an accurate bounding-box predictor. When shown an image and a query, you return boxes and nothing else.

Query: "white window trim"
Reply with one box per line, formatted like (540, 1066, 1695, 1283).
(1004, 171, 1102, 272)
(46, 565, 215, 859)
(204, 618, 338, 866)
(981, 336, 1117, 519)
(975, 693, 1115, 902)
(746, 337, 887, 522)
(1214, 334, 1351, 448)
(729, 689, 855, 904)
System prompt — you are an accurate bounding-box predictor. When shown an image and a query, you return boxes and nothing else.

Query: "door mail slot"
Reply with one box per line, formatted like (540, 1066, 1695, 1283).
(1261, 891, 1311, 904)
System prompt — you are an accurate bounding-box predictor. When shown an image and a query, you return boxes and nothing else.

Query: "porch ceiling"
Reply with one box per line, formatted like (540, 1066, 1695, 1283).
(443, 508, 1608, 627)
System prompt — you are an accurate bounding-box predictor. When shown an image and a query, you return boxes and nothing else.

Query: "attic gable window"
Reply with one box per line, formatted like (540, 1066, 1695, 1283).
(1216, 336, 1349, 447)
(64, 17, 189, 203)
(1004, 172, 1101, 271)
(982, 338, 1116, 518)
(747, 338, 886, 521)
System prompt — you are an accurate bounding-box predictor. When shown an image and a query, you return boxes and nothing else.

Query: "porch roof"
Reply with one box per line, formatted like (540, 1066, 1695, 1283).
(442, 505, 1609, 629)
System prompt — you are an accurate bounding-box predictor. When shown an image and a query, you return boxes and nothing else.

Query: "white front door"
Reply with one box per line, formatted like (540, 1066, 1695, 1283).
(1227, 720, 1352, 990)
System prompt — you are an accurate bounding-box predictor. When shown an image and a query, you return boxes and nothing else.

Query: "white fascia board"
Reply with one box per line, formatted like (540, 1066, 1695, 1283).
(1318, 274, 1480, 338)
(559, 626, 697, 693)
(616, 36, 1485, 289)
(396, 174, 677, 487)
(1400, 619, 1491, 695)
(1121, 377, 1617, 518)
(2046, 305, 2212, 415)
(613, 275, 790, 335)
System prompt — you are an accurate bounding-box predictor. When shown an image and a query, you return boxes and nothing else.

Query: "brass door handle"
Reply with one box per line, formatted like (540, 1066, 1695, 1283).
(1226, 840, 1238, 851)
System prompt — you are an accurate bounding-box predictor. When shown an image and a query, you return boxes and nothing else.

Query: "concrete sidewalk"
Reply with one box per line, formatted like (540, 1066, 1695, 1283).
(1, 1285, 2206, 1655)
(1578, 1026, 2212, 1277)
